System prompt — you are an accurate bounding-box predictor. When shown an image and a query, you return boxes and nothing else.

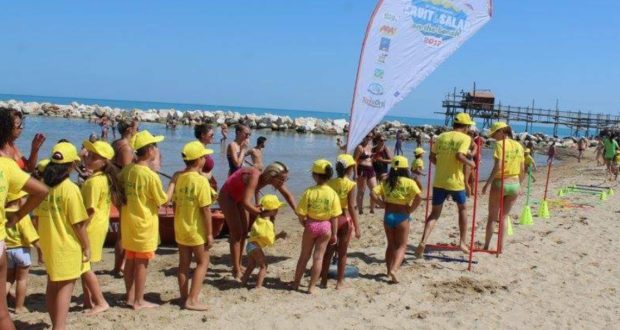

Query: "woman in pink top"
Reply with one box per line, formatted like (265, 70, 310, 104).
(218, 162, 297, 279)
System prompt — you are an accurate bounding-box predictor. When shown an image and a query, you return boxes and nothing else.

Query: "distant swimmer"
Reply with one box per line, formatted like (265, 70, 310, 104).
(245, 136, 267, 171)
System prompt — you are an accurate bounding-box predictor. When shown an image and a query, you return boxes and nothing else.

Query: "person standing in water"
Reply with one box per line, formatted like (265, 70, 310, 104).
(246, 136, 267, 171)
(394, 130, 404, 156)
(226, 124, 250, 176)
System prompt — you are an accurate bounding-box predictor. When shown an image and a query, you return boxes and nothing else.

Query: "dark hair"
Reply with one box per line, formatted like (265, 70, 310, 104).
(0, 108, 14, 147)
(57, 139, 70, 143)
(257, 136, 267, 145)
(387, 167, 411, 191)
(183, 158, 200, 167)
(136, 143, 155, 157)
(335, 162, 347, 178)
(314, 165, 334, 182)
(453, 123, 469, 129)
(235, 124, 248, 134)
(194, 124, 213, 140)
(117, 119, 136, 136)
(43, 162, 72, 187)
(102, 160, 126, 207)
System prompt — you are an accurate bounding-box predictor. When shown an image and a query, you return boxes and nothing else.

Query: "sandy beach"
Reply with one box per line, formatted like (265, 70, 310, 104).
(9, 147, 620, 329)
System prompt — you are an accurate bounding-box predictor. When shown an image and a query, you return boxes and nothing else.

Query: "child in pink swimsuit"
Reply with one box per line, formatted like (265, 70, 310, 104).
(292, 159, 341, 294)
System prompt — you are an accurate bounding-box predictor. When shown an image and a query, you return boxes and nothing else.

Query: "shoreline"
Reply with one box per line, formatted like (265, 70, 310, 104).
(1, 99, 598, 149)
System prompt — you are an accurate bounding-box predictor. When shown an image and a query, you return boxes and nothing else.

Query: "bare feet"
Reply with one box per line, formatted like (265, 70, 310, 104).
(388, 271, 399, 284)
(14, 306, 29, 314)
(184, 300, 209, 311)
(335, 281, 346, 290)
(86, 303, 110, 316)
(307, 286, 316, 294)
(459, 243, 470, 255)
(414, 243, 426, 259)
(132, 301, 158, 310)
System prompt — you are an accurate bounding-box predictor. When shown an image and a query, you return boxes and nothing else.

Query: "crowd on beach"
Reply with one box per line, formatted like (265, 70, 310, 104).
(1, 106, 618, 329)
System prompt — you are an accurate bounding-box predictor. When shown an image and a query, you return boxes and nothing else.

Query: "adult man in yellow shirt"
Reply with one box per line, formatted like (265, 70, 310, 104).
(415, 113, 476, 257)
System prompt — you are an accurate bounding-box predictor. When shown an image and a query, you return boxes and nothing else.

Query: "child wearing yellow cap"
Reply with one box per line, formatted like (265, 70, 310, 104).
(411, 147, 426, 191)
(371, 156, 421, 283)
(4, 192, 43, 314)
(321, 154, 360, 289)
(171, 141, 214, 310)
(241, 194, 287, 289)
(34, 142, 108, 328)
(293, 159, 341, 294)
(524, 148, 537, 182)
(118, 130, 168, 309)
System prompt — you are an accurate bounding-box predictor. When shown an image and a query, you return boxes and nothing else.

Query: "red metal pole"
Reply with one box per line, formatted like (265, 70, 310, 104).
(496, 136, 507, 256)
(467, 136, 482, 271)
(543, 159, 553, 200)
(424, 136, 434, 222)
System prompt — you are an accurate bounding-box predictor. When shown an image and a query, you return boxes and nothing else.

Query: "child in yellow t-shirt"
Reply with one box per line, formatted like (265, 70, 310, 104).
(119, 130, 168, 310)
(612, 150, 620, 181)
(241, 194, 287, 289)
(524, 148, 537, 182)
(171, 141, 214, 311)
(411, 147, 426, 191)
(34, 142, 106, 329)
(4, 192, 43, 314)
(293, 159, 341, 294)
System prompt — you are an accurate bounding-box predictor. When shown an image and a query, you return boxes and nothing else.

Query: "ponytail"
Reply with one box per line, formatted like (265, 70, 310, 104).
(102, 161, 126, 207)
(43, 163, 72, 187)
(387, 168, 411, 191)
(335, 161, 347, 178)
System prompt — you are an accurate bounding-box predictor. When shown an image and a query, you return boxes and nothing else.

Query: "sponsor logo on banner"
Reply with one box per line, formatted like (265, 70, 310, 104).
(409, 0, 468, 42)
(384, 13, 397, 22)
(362, 96, 385, 109)
(368, 83, 384, 96)
(374, 69, 384, 79)
(379, 37, 391, 51)
(377, 53, 388, 64)
(379, 25, 397, 36)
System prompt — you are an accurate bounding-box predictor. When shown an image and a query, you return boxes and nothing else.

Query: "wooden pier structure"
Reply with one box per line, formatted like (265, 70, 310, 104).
(438, 88, 620, 137)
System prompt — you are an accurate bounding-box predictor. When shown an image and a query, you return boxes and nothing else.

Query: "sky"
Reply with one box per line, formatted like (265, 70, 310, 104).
(0, 0, 618, 118)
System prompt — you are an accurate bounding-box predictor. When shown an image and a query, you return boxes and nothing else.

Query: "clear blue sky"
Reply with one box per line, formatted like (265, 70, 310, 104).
(1, 1, 618, 117)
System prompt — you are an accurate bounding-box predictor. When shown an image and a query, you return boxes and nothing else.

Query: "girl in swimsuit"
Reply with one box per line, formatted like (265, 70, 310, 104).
(293, 159, 341, 294)
(218, 162, 296, 279)
(321, 154, 360, 289)
(226, 125, 250, 176)
(4, 109, 46, 172)
(354, 134, 377, 215)
(371, 156, 421, 284)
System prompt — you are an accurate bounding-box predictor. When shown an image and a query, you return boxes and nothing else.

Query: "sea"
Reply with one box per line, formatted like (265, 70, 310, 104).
(3, 93, 550, 196)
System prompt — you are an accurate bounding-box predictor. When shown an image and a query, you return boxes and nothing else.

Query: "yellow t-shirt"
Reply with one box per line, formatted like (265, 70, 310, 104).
(326, 177, 356, 209)
(493, 139, 525, 179)
(34, 179, 90, 281)
(5, 215, 39, 248)
(248, 216, 275, 248)
(173, 171, 213, 246)
(524, 155, 535, 167)
(0, 157, 30, 241)
(373, 177, 421, 206)
(81, 172, 111, 263)
(614, 154, 620, 166)
(296, 184, 342, 221)
(119, 164, 168, 253)
(413, 158, 424, 172)
(432, 131, 472, 191)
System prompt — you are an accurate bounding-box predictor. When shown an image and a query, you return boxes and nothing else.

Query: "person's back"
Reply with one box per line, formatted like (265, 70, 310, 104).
(432, 130, 471, 191)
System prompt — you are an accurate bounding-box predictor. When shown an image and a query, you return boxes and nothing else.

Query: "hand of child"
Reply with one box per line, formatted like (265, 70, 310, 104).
(355, 228, 361, 239)
(329, 234, 337, 245)
(82, 248, 90, 263)
(206, 235, 214, 249)
(481, 183, 489, 195)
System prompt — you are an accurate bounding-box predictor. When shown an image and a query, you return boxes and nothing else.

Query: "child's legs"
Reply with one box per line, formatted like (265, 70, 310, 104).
(6, 266, 15, 295)
(485, 184, 502, 249)
(241, 252, 257, 285)
(253, 249, 267, 288)
(308, 233, 331, 291)
(47, 278, 76, 330)
(177, 246, 192, 301)
(293, 229, 316, 287)
(383, 223, 395, 273)
(81, 270, 108, 309)
(187, 244, 209, 302)
(0, 247, 15, 330)
(133, 258, 151, 306)
(123, 258, 136, 303)
(113, 228, 125, 273)
(456, 202, 469, 248)
(336, 223, 353, 283)
(319, 243, 336, 285)
(391, 220, 410, 274)
(14, 266, 30, 310)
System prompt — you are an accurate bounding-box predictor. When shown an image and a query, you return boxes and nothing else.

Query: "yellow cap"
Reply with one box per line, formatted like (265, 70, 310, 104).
(454, 113, 475, 126)
(259, 194, 286, 211)
(83, 140, 115, 160)
(336, 154, 355, 168)
(489, 122, 509, 136)
(36, 159, 50, 173)
(525, 148, 531, 154)
(415, 147, 425, 156)
(50, 142, 80, 164)
(132, 130, 164, 150)
(391, 155, 409, 169)
(311, 159, 332, 174)
(182, 141, 214, 161)
(7, 191, 27, 203)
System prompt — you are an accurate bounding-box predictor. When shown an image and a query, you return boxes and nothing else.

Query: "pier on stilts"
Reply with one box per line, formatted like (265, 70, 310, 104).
(437, 85, 620, 137)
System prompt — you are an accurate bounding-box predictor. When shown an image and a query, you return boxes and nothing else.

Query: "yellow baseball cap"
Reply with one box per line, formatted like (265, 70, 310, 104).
(336, 154, 355, 168)
(83, 140, 115, 160)
(50, 142, 81, 164)
(182, 141, 214, 161)
(36, 159, 50, 173)
(489, 122, 509, 136)
(391, 155, 409, 169)
(525, 148, 531, 154)
(454, 113, 475, 126)
(311, 159, 332, 174)
(132, 130, 164, 150)
(414, 147, 425, 156)
(259, 194, 286, 211)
